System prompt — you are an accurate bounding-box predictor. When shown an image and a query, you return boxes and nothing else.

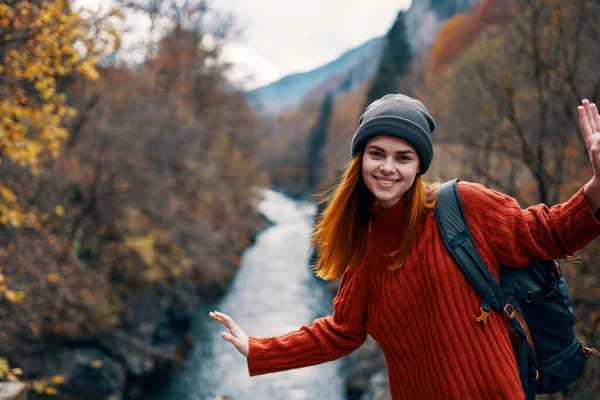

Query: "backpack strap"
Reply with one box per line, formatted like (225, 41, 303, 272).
(434, 179, 538, 399)
(434, 180, 506, 316)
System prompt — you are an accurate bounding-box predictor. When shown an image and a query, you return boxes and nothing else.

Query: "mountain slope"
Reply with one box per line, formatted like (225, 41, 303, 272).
(245, 37, 384, 115)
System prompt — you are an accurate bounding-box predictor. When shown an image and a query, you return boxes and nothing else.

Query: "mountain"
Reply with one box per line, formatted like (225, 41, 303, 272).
(246, 0, 482, 115)
(244, 37, 384, 115)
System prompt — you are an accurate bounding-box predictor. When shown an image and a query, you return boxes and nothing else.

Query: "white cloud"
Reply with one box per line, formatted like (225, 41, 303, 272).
(220, 42, 282, 89)
(74, 0, 412, 89)
(218, 0, 411, 88)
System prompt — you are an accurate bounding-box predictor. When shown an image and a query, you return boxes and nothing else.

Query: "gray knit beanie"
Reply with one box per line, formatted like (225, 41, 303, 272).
(351, 94, 436, 174)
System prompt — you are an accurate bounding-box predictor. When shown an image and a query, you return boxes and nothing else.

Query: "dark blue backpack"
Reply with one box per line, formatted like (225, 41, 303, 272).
(434, 179, 599, 399)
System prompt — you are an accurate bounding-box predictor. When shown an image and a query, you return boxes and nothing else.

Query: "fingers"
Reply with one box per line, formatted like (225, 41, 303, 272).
(209, 311, 236, 329)
(221, 331, 240, 345)
(592, 103, 600, 131)
(209, 311, 250, 357)
(221, 331, 249, 357)
(209, 311, 243, 335)
(584, 99, 598, 133)
(579, 101, 594, 145)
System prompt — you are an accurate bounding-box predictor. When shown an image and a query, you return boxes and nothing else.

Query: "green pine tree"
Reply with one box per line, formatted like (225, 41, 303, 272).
(305, 92, 334, 194)
(364, 11, 412, 109)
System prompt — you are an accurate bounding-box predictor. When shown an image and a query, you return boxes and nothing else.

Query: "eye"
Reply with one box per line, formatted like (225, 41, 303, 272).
(396, 155, 412, 162)
(369, 151, 383, 158)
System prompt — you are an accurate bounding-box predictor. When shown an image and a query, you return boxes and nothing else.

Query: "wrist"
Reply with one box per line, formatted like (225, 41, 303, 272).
(583, 176, 600, 213)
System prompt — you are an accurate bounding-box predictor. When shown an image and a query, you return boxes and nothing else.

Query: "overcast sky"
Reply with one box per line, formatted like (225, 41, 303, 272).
(74, 0, 412, 89)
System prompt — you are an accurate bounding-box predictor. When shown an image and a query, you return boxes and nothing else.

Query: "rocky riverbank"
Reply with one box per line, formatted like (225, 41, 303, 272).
(3, 213, 271, 400)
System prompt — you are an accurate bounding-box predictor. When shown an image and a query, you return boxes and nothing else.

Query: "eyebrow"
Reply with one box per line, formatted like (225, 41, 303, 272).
(366, 145, 416, 155)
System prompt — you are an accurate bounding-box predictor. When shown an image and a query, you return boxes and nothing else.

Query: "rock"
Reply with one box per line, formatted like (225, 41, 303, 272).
(53, 347, 126, 400)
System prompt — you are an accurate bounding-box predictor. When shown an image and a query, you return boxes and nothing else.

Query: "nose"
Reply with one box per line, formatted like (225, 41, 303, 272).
(380, 158, 396, 174)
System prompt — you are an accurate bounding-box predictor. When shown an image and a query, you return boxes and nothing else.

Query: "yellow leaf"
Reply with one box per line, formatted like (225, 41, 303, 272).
(11, 368, 22, 375)
(66, 107, 78, 118)
(32, 380, 47, 394)
(90, 360, 103, 368)
(51, 375, 65, 385)
(47, 273, 59, 282)
(125, 236, 155, 266)
(4, 290, 25, 303)
(54, 205, 64, 217)
(0, 358, 9, 373)
(4, 290, 17, 302)
(44, 387, 57, 395)
(42, 88, 56, 100)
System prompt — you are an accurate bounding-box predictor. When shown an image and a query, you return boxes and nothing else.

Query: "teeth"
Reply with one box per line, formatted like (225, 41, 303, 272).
(376, 178, 397, 184)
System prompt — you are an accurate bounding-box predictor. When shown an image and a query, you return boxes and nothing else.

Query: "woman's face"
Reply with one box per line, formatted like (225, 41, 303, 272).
(361, 135, 420, 210)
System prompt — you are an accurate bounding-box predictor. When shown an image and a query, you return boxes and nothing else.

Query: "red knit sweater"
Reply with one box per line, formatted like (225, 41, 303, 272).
(247, 182, 600, 399)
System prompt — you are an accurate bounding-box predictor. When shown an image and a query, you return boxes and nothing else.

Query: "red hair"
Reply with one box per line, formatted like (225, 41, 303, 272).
(312, 152, 438, 280)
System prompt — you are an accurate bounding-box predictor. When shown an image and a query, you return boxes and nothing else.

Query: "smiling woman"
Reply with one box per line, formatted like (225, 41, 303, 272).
(210, 93, 600, 400)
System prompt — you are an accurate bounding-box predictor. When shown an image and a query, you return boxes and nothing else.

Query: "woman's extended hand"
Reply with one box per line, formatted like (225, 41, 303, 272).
(209, 311, 249, 357)
(579, 99, 600, 212)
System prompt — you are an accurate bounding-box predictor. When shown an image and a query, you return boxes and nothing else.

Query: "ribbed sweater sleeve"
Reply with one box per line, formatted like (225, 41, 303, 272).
(458, 181, 600, 267)
(247, 262, 369, 376)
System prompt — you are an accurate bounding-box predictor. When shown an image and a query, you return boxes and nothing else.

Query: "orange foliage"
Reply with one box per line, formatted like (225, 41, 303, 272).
(427, 0, 517, 79)
(427, 14, 483, 77)
(473, 0, 518, 24)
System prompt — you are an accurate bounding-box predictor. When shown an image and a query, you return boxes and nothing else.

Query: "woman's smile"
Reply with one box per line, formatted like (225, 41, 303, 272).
(374, 177, 399, 186)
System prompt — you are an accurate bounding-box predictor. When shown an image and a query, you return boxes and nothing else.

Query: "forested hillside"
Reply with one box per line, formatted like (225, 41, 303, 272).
(0, 1, 267, 398)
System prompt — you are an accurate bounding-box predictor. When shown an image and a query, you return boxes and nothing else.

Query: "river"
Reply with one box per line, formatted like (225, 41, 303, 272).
(148, 189, 347, 400)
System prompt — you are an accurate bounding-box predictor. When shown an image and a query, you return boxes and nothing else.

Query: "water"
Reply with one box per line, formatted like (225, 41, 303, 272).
(149, 190, 347, 400)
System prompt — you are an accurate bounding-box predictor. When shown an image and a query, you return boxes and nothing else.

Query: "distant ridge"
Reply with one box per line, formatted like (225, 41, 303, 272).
(245, 37, 384, 115)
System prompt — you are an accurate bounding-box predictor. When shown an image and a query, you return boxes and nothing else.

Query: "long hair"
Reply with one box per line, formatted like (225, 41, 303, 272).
(312, 152, 439, 280)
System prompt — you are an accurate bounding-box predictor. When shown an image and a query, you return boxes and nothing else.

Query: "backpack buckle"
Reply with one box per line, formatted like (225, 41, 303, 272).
(503, 303, 516, 318)
(526, 291, 533, 303)
(476, 307, 490, 326)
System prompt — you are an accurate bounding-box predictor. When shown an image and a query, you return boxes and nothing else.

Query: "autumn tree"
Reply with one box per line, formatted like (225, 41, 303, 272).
(364, 11, 412, 108)
(427, 14, 480, 78)
(0, 0, 120, 228)
(440, 0, 600, 205)
(426, 0, 519, 80)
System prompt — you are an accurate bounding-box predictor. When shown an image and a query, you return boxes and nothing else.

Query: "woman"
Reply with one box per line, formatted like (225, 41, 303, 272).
(209, 94, 600, 399)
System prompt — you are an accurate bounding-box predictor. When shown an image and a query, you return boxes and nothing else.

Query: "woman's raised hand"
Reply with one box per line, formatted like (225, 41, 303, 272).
(579, 100, 600, 177)
(209, 311, 249, 357)
(579, 99, 600, 212)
